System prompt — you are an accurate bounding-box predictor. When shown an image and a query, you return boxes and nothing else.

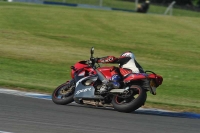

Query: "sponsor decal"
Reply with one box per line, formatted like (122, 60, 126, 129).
(75, 87, 92, 95)
(100, 56, 114, 63)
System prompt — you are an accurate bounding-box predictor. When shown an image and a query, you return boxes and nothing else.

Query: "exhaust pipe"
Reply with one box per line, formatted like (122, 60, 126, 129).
(110, 89, 125, 93)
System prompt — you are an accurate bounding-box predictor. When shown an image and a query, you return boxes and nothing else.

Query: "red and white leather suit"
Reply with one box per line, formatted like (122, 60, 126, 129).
(96, 52, 144, 77)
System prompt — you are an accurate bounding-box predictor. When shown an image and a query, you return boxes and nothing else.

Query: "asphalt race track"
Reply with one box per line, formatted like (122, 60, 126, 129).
(0, 92, 199, 133)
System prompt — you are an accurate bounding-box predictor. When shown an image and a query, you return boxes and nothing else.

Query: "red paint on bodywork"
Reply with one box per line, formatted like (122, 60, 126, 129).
(71, 61, 95, 78)
(97, 67, 113, 80)
(70, 61, 163, 87)
(148, 74, 163, 85)
(124, 73, 146, 83)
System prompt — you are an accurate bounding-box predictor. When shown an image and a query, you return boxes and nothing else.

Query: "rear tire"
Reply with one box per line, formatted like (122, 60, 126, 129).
(112, 85, 147, 113)
(52, 81, 75, 105)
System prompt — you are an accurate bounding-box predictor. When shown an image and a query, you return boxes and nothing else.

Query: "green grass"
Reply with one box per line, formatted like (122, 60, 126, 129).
(0, 2, 200, 113)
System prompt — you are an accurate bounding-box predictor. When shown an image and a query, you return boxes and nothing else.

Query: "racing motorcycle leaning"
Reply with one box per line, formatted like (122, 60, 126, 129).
(52, 47, 163, 113)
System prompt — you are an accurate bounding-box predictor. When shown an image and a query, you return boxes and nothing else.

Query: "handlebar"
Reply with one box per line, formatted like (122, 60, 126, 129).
(88, 58, 99, 69)
(90, 47, 94, 58)
(88, 47, 100, 69)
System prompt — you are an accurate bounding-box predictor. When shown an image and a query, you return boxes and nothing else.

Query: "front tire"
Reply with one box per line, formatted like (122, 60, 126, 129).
(112, 85, 147, 113)
(52, 81, 75, 105)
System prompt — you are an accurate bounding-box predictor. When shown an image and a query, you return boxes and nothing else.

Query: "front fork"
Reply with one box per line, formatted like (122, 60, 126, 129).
(63, 79, 75, 91)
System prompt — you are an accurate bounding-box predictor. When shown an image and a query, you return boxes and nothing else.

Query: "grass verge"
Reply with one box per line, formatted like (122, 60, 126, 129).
(0, 2, 200, 113)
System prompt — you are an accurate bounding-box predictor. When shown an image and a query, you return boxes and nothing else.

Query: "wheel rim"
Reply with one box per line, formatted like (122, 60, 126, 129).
(115, 87, 140, 104)
(54, 84, 74, 100)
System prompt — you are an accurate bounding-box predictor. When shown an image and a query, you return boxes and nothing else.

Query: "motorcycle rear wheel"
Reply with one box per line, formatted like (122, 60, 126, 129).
(112, 85, 147, 113)
(52, 81, 75, 105)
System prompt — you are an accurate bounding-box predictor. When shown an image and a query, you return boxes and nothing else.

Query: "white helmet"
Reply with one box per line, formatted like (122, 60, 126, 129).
(146, 0, 150, 3)
(120, 51, 135, 59)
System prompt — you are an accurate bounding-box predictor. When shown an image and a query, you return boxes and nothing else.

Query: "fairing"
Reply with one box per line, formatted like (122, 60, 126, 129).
(73, 75, 103, 103)
(123, 73, 163, 86)
(123, 73, 147, 83)
(148, 73, 163, 86)
(71, 61, 95, 79)
(97, 67, 113, 80)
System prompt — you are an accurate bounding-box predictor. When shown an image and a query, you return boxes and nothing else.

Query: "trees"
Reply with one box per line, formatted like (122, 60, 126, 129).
(194, 0, 200, 6)
(145, 0, 193, 5)
(123, 0, 200, 6)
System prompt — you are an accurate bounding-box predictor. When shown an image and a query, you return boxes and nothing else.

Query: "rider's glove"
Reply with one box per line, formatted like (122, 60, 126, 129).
(90, 57, 97, 64)
(87, 60, 92, 64)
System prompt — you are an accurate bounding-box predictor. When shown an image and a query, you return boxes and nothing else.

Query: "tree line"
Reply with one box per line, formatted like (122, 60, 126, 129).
(122, 0, 200, 7)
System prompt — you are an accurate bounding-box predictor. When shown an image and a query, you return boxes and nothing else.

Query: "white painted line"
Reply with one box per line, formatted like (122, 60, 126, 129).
(0, 88, 51, 100)
(0, 131, 14, 133)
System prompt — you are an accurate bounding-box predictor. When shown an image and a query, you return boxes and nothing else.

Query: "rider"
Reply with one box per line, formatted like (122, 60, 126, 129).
(137, 0, 150, 13)
(95, 51, 150, 92)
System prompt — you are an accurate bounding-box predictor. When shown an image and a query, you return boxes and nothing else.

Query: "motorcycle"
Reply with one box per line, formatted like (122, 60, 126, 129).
(52, 47, 163, 113)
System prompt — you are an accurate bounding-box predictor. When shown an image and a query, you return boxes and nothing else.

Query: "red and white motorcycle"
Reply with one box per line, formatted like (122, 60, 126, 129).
(52, 47, 163, 113)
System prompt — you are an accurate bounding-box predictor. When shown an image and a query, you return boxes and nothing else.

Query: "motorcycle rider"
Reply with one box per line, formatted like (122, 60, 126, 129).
(95, 51, 150, 92)
(137, 0, 150, 13)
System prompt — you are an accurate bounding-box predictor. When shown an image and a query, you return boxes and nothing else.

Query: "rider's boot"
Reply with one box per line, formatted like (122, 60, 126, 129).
(99, 81, 120, 94)
(106, 81, 114, 91)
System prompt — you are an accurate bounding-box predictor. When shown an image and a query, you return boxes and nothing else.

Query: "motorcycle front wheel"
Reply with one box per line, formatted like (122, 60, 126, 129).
(52, 81, 75, 105)
(112, 85, 147, 113)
